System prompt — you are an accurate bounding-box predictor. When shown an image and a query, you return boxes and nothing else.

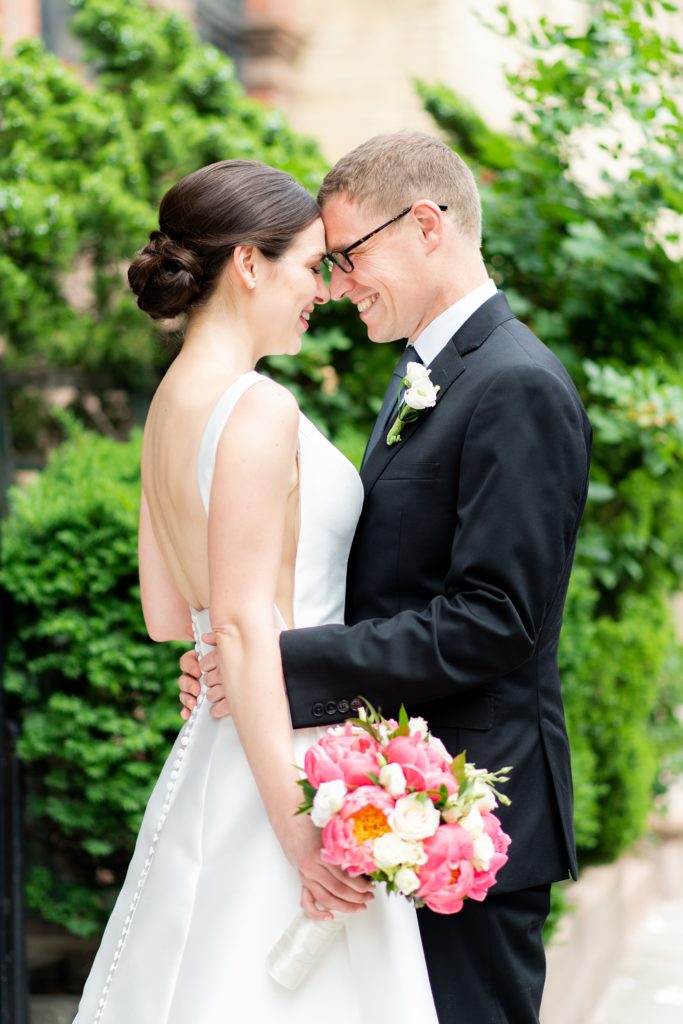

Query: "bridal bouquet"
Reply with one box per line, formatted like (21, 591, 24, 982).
(267, 703, 512, 989)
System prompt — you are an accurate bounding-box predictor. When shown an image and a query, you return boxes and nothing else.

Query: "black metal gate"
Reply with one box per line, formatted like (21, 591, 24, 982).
(0, 361, 29, 1024)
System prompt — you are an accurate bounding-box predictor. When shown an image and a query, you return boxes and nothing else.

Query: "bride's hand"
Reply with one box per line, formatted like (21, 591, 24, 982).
(283, 817, 374, 921)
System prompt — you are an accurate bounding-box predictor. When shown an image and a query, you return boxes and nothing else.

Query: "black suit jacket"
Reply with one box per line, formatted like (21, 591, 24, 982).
(281, 292, 592, 892)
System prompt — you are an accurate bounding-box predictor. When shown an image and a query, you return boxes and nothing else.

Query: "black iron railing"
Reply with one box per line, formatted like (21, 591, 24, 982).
(0, 361, 29, 1023)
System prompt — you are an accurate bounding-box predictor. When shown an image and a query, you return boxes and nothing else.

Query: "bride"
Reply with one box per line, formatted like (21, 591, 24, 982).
(74, 159, 438, 1023)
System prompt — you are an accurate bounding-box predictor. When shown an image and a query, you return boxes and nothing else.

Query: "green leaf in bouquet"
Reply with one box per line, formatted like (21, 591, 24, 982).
(347, 716, 382, 743)
(295, 777, 316, 814)
(394, 704, 410, 737)
(347, 696, 384, 742)
(450, 750, 467, 785)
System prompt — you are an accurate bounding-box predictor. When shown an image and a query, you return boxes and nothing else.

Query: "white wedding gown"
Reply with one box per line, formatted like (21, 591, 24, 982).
(74, 372, 438, 1024)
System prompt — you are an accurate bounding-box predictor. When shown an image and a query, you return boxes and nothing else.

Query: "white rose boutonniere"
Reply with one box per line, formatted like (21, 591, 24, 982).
(386, 361, 440, 446)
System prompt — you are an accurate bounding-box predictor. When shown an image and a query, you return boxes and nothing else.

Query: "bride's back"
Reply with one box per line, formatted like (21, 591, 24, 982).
(141, 357, 235, 611)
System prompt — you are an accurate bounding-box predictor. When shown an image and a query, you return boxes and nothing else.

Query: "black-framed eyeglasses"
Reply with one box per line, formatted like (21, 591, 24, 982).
(323, 204, 448, 273)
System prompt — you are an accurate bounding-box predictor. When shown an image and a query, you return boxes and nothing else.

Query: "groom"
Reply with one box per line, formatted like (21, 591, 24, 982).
(179, 131, 592, 1022)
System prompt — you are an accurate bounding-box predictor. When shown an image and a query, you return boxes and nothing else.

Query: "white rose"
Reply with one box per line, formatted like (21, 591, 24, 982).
(372, 833, 426, 871)
(458, 806, 484, 839)
(395, 866, 421, 896)
(408, 716, 429, 738)
(427, 735, 453, 763)
(404, 375, 440, 411)
(404, 361, 430, 385)
(310, 780, 347, 828)
(472, 778, 498, 813)
(389, 794, 441, 841)
(379, 762, 407, 797)
(441, 796, 462, 824)
(472, 832, 495, 871)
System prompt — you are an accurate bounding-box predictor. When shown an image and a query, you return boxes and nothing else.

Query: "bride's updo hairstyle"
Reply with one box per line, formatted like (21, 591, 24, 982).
(128, 160, 320, 320)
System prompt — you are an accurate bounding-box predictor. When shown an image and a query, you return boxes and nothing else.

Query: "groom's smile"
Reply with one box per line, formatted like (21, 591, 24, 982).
(355, 293, 379, 315)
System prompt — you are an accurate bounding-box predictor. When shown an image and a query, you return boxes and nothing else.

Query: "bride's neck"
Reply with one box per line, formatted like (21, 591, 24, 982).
(180, 303, 259, 376)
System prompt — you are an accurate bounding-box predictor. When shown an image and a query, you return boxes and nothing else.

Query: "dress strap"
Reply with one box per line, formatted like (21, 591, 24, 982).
(196, 371, 266, 515)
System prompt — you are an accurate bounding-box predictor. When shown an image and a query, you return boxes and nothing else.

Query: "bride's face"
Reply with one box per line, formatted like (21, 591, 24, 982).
(257, 218, 329, 357)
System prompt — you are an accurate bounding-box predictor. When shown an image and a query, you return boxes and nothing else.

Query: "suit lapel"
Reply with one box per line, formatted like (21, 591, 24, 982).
(360, 340, 465, 494)
(359, 292, 517, 496)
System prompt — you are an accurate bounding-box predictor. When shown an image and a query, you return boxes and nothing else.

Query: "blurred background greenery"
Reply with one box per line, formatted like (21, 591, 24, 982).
(1, 0, 682, 943)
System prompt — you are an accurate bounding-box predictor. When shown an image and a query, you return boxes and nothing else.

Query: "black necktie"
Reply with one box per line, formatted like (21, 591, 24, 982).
(363, 345, 421, 463)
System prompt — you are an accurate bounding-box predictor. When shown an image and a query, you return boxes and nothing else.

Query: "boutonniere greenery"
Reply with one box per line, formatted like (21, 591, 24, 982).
(386, 362, 441, 446)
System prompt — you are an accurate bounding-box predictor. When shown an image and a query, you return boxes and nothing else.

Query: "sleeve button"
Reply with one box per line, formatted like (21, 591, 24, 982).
(337, 699, 350, 714)
(325, 701, 338, 715)
(312, 702, 325, 718)
(350, 698, 363, 712)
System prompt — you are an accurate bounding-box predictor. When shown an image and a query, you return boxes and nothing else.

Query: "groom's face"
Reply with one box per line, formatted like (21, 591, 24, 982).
(321, 194, 427, 344)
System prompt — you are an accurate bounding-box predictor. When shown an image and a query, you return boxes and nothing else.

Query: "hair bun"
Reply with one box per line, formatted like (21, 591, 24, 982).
(128, 230, 203, 319)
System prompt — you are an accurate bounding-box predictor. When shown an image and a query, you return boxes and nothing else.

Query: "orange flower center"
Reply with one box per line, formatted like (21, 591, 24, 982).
(351, 805, 391, 843)
(450, 867, 460, 885)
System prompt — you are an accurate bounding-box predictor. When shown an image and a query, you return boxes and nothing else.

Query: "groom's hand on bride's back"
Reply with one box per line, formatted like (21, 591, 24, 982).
(177, 635, 230, 720)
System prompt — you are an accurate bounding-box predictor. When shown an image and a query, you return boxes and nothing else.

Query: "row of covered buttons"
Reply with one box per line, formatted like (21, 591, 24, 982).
(312, 698, 362, 718)
(93, 618, 206, 1020)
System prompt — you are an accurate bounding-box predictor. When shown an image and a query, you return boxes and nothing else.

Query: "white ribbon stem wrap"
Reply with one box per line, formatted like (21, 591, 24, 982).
(266, 910, 345, 989)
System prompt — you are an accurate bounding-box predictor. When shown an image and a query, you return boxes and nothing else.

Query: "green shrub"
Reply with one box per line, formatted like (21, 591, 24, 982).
(585, 597, 673, 859)
(0, 0, 326, 380)
(0, 0, 391, 460)
(561, 574, 681, 862)
(556, 567, 606, 853)
(0, 422, 185, 936)
(420, 0, 683, 868)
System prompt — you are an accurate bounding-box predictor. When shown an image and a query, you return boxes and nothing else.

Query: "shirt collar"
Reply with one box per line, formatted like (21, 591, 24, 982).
(412, 278, 498, 366)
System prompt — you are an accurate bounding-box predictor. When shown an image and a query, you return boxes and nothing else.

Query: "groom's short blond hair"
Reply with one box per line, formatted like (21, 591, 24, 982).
(318, 131, 482, 247)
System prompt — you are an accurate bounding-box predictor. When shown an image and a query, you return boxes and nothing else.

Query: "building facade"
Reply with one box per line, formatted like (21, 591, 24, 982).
(2, 0, 681, 162)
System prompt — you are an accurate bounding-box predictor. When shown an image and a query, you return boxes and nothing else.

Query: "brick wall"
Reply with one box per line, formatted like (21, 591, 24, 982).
(0, 0, 41, 54)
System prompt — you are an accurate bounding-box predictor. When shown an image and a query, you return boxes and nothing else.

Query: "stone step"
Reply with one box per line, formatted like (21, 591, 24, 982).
(541, 832, 683, 1024)
(30, 996, 79, 1024)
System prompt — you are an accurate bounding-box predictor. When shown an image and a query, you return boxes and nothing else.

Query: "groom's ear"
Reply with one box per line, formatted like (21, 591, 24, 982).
(232, 244, 260, 289)
(411, 201, 444, 255)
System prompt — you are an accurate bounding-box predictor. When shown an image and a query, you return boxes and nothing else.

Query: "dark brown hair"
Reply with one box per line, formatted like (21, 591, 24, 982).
(128, 160, 320, 320)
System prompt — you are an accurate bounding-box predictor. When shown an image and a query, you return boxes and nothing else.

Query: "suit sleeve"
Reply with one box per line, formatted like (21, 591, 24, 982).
(281, 364, 591, 727)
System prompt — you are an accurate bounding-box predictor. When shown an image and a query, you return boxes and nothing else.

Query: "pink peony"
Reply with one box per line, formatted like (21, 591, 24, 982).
(385, 733, 457, 799)
(468, 812, 511, 902)
(304, 745, 344, 788)
(416, 823, 476, 914)
(304, 723, 383, 790)
(321, 785, 396, 877)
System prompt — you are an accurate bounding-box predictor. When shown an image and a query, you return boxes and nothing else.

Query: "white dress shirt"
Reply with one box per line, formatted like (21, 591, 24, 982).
(412, 278, 498, 367)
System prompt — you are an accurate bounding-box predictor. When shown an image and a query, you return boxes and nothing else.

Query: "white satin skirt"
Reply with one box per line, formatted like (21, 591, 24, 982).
(73, 674, 438, 1023)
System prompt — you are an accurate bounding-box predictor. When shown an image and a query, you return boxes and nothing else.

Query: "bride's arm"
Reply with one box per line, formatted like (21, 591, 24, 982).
(139, 491, 193, 642)
(208, 381, 372, 919)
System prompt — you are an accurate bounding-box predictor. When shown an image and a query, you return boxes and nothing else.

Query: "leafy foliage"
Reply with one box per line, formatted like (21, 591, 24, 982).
(0, 0, 384, 460)
(419, 1, 683, 370)
(0, 421, 187, 936)
(420, 0, 683, 867)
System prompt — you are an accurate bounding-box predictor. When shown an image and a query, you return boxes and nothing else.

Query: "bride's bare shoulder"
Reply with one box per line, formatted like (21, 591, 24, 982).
(219, 377, 299, 454)
(234, 376, 299, 424)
